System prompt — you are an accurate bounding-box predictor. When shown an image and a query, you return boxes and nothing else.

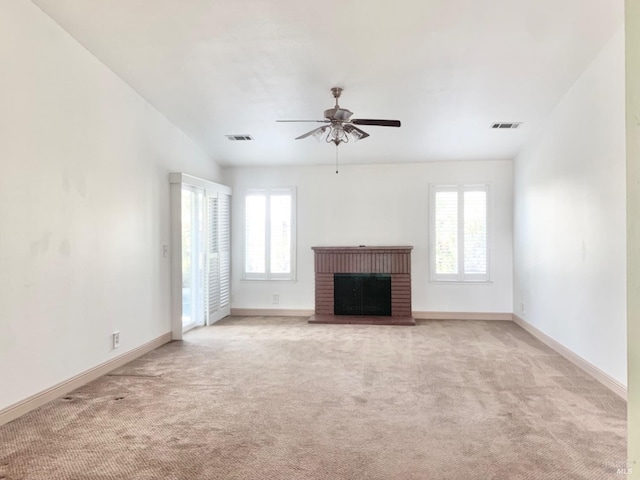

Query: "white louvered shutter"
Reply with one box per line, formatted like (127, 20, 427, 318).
(219, 193, 231, 313)
(434, 189, 459, 278)
(431, 184, 489, 282)
(463, 189, 487, 276)
(206, 194, 220, 325)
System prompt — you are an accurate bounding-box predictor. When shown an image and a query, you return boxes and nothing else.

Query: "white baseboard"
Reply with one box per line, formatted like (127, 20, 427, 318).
(230, 308, 315, 317)
(413, 311, 513, 321)
(512, 314, 627, 400)
(230, 309, 512, 321)
(0, 332, 172, 427)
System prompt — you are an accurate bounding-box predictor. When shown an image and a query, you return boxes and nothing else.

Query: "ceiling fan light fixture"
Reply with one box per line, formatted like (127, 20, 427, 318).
(312, 125, 330, 142)
(329, 125, 347, 145)
(343, 124, 369, 142)
(346, 130, 364, 142)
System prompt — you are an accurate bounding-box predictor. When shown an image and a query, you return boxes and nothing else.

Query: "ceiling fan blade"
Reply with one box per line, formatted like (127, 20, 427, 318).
(351, 119, 401, 127)
(276, 120, 329, 123)
(295, 125, 329, 140)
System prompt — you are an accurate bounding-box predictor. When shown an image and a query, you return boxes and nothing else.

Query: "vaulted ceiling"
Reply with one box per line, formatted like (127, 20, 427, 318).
(31, 0, 623, 167)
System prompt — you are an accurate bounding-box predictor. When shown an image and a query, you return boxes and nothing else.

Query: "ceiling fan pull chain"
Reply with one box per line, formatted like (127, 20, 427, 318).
(335, 144, 339, 174)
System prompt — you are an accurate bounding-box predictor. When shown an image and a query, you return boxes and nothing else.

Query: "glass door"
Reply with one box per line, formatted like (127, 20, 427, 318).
(181, 186, 206, 332)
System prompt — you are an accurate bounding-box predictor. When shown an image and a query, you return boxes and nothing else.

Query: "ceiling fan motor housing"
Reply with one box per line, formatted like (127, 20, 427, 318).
(324, 107, 353, 121)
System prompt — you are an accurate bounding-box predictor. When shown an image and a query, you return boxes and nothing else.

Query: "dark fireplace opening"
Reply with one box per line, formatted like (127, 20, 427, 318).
(334, 273, 392, 316)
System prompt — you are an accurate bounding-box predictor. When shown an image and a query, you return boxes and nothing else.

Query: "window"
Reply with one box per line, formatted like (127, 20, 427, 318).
(243, 188, 296, 280)
(430, 184, 489, 282)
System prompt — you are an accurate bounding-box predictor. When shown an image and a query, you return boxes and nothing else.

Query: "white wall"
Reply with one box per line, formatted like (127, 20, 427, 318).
(224, 161, 513, 314)
(0, 0, 220, 411)
(513, 27, 626, 385)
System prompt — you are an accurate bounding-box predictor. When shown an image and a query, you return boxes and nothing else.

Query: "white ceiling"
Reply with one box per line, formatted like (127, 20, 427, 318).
(31, 0, 623, 167)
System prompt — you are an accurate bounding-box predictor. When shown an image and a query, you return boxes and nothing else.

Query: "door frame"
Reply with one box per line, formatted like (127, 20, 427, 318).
(169, 173, 232, 340)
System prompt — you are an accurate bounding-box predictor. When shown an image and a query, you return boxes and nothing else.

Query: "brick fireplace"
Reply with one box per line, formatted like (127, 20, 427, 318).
(309, 246, 415, 325)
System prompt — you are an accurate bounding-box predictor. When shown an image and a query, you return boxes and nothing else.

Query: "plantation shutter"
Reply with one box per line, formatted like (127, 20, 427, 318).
(206, 194, 220, 325)
(205, 191, 231, 325)
(242, 188, 296, 280)
(431, 184, 489, 282)
(244, 192, 266, 277)
(434, 188, 459, 279)
(463, 189, 487, 277)
(219, 193, 231, 313)
(269, 192, 292, 278)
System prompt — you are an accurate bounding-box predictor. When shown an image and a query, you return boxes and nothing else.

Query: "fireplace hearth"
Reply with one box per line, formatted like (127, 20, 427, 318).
(309, 246, 414, 325)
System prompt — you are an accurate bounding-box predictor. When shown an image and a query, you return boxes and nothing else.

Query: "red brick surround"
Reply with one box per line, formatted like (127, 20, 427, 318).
(309, 246, 414, 325)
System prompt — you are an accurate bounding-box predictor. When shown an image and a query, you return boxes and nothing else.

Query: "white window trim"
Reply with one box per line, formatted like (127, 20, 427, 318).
(242, 187, 296, 281)
(429, 183, 491, 283)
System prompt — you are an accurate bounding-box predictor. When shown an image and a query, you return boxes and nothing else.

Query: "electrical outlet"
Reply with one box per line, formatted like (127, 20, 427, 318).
(272, 294, 280, 305)
(113, 331, 120, 349)
(521, 302, 525, 314)
(162, 245, 169, 258)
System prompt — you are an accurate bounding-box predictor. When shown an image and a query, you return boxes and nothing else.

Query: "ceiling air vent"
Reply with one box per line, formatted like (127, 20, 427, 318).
(225, 134, 253, 141)
(491, 122, 522, 129)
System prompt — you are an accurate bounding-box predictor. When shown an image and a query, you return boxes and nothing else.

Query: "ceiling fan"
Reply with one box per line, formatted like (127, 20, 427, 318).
(277, 87, 401, 146)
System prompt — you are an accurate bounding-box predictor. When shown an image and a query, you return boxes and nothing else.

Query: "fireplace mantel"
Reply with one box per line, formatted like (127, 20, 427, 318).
(310, 246, 415, 325)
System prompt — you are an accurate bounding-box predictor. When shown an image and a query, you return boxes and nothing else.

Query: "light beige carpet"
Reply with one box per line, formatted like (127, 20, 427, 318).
(0, 317, 627, 479)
